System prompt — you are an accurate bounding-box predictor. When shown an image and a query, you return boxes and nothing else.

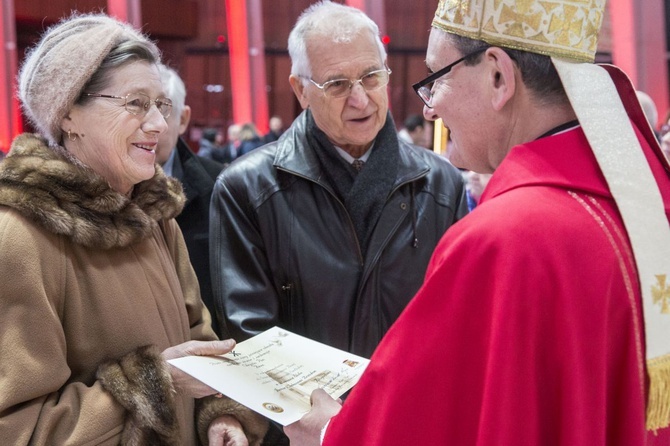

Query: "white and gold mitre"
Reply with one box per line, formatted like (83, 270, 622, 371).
(432, 0, 606, 62)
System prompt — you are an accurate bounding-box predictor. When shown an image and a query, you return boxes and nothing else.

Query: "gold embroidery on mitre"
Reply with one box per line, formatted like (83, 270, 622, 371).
(431, 0, 606, 62)
(652, 274, 670, 314)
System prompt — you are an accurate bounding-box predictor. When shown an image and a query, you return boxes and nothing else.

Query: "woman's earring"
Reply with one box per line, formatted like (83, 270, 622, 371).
(67, 130, 77, 141)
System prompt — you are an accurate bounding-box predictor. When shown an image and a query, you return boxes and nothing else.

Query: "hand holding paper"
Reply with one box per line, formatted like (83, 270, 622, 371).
(168, 327, 369, 425)
(284, 389, 342, 446)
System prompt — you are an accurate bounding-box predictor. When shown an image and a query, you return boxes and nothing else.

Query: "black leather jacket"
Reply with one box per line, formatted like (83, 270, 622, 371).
(210, 111, 468, 357)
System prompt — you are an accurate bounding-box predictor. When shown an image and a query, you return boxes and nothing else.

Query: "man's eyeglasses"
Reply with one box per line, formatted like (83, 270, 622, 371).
(83, 92, 173, 119)
(412, 48, 487, 108)
(305, 68, 392, 98)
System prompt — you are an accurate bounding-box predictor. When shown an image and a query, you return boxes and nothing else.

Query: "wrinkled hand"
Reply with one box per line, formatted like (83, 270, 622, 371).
(162, 339, 236, 398)
(284, 389, 342, 446)
(208, 414, 249, 446)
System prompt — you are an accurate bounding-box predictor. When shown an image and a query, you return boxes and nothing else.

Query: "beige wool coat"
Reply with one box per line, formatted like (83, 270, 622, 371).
(0, 134, 267, 445)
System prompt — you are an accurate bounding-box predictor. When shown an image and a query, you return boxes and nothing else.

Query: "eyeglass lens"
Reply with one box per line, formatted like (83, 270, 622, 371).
(125, 93, 172, 118)
(417, 86, 433, 106)
(323, 70, 390, 98)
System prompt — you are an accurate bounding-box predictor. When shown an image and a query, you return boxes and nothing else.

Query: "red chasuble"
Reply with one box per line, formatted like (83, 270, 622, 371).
(323, 124, 670, 445)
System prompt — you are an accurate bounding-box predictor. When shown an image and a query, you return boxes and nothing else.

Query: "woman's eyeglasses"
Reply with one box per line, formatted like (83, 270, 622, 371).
(83, 92, 173, 119)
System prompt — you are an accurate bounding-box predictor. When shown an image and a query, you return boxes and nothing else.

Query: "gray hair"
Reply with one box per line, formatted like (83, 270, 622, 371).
(444, 32, 568, 106)
(288, 0, 386, 81)
(636, 91, 658, 130)
(78, 39, 160, 104)
(157, 64, 187, 118)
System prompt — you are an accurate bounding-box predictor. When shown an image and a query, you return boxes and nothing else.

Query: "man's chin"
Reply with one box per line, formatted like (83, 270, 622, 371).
(445, 148, 466, 170)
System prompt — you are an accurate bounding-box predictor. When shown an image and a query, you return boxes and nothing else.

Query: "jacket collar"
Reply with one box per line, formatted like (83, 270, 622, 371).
(174, 137, 215, 204)
(272, 110, 431, 186)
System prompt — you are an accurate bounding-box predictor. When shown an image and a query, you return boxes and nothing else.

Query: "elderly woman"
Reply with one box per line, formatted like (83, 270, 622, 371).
(0, 13, 267, 445)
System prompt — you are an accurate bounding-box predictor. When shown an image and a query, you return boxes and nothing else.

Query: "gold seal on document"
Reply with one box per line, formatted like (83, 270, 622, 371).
(262, 402, 285, 413)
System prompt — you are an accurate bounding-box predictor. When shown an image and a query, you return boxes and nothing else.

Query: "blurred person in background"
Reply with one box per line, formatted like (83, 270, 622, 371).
(263, 115, 285, 143)
(465, 170, 491, 211)
(157, 64, 225, 335)
(660, 109, 670, 161)
(397, 113, 432, 149)
(636, 90, 660, 141)
(218, 122, 241, 165)
(236, 122, 264, 157)
(661, 129, 670, 161)
(196, 127, 222, 161)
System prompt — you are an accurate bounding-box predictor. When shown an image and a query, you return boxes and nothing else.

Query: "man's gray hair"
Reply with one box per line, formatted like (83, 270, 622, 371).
(158, 64, 186, 118)
(288, 0, 387, 81)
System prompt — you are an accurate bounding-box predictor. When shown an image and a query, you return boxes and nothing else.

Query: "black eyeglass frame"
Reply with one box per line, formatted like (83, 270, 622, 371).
(82, 92, 173, 119)
(412, 47, 487, 107)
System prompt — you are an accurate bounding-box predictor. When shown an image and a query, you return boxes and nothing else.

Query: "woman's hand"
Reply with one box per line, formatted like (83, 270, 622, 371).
(162, 339, 236, 398)
(208, 415, 249, 446)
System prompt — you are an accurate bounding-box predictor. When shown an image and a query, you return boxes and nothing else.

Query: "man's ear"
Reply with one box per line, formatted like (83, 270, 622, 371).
(289, 75, 310, 109)
(484, 47, 517, 112)
(178, 105, 192, 135)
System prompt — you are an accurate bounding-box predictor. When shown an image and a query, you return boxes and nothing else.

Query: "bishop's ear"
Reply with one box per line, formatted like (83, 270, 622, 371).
(485, 47, 517, 112)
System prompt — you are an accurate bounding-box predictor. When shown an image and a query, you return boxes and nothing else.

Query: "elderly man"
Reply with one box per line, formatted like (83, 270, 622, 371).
(285, 0, 670, 444)
(210, 2, 466, 362)
(211, 5, 467, 441)
(156, 65, 224, 334)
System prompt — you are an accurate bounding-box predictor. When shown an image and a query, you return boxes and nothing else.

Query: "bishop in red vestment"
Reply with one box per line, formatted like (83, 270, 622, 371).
(321, 122, 670, 445)
(285, 0, 670, 444)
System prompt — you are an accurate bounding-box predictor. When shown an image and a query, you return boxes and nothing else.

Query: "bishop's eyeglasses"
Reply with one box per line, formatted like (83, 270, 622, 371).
(83, 92, 173, 119)
(412, 48, 487, 108)
(304, 68, 392, 99)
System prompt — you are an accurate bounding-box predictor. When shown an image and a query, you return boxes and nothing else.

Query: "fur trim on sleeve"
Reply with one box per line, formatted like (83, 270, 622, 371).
(196, 396, 269, 446)
(96, 345, 180, 446)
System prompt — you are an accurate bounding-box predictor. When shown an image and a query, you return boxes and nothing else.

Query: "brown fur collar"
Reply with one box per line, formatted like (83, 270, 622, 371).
(0, 133, 185, 249)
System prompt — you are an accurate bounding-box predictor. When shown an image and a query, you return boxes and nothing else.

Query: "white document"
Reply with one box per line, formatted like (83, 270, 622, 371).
(168, 326, 370, 425)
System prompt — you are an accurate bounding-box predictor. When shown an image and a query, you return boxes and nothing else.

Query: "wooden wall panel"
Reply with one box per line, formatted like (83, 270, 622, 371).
(142, 0, 198, 39)
(15, 0, 105, 24)
(265, 54, 301, 126)
(181, 52, 233, 133)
